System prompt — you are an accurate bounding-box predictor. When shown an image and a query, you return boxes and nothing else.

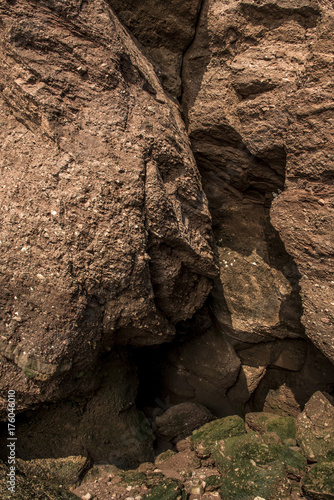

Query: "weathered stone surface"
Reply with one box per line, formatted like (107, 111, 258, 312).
(217, 433, 306, 500)
(191, 417, 306, 500)
(16, 456, 89, 488)
(297, 391, 334, 462)
(0, 459, 80, 499)
(302, 462, 334, 500)
(0, 0, 217, 414)
(191, 415, 245, 456)
(155, 402, 214, 443)
(108, 0, 203, 97)
(250, 343, 334, 416)
(159, 328, 241, 415)
(245, 412, 297, 445)
(227, 339, 308, 412)
(182, 0, 334, 360)
(227, 364, 266, 413)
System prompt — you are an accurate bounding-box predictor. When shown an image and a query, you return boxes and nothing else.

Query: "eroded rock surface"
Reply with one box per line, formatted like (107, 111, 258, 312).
(182, 0, 334, 361)
(108, 0, 203, 97)
(0, 0, 216, 414)
(297, 391, 334, 462)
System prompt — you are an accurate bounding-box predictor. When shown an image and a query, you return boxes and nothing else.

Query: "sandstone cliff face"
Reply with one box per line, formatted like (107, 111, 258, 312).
(0, 0, 216, 415)
(182, 0, 334, 361)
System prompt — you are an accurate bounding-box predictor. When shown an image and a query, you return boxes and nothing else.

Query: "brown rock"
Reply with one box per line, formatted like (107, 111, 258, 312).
(108, 0, 203, 97)
(155, 402, 214, 442)
(182, 0, 309, 347)
(159, 328, 241, 416)
(182, 0, 334, 362)
(297, 391, 334, 462)
(250, 343, 334, 416)
(0, 0, 217, 414)
(0, 351, 154, 467)
(263, 384, 302, 417)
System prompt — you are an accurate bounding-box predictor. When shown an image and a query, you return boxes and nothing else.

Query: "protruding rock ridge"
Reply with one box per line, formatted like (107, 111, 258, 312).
(0, 0, 217, 413)
(182, 0, 334, 361)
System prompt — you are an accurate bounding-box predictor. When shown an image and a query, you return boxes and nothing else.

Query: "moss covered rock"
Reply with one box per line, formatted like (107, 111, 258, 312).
(206, 474, 223, 491)
(246, 412, 297, 444)
(0, 460, 80, 500)
(191, 415, 245, 456)
(143, 479, 182, 499)
(212, 431, 306, 477)
(154, 449, 177, 465)
(302, 462, 334, 499)
(16, 456, 89, 488)
(297, 392, 334, 462)
(119, 471, 147, 486)
(219, 458, 288, 500)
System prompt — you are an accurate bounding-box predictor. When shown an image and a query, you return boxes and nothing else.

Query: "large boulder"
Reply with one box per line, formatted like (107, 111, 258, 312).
(159, 328, 241, 415)
(0, 0, 217, 414)
(155, 402, 214, 443)
(191, 416, 306, 500)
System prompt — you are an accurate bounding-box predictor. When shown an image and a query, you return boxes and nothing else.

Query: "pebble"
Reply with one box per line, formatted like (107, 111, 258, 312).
(82, 494, 93, 500)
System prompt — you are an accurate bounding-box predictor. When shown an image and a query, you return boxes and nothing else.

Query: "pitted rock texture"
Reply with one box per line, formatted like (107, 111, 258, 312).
(108, 0, 203, 97)
(182, 0, 334, 359)
(0, 0, 217, 412)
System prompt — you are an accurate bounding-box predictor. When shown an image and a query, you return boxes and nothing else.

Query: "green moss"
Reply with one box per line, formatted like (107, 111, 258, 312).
(120, 471, 146, 486)
(267, 416, 296, 441)
(213, 431, 306, 476)
(219, 458, 287, 500)
(191, 415, 245, 455)
(17, 457, 89, 488)
(143, 480, 181, 499)
(0, 460, 80, 500)
(302, 462, 334, 500)
(145, 472, 166, 488)
(297, 426, 334, 463)
(246, 412, 296, 442)
(206, 475, 223, 491)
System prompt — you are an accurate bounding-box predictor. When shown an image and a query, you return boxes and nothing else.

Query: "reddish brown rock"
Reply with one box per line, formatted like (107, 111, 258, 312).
(159, 328, 241, 416)
(108, 0, 203, 97)
(155, 402, 214, 443)
(0, 0, 217, 414)
(182, 0, 334, 361)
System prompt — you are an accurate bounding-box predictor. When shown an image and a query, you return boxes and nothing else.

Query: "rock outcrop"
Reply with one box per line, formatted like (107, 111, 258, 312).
(0, 0, 334, 489)
(182, 0, 334, 362)
(0, 0, 217, 415)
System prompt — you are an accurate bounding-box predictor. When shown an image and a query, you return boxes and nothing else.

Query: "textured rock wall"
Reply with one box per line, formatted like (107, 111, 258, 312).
(0, 0, 217, 416)
(181, 0, 334, 362)
(0, 0, 333, 469)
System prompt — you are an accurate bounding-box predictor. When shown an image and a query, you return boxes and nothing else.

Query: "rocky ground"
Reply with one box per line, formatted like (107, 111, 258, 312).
(1, 392, 333, 499)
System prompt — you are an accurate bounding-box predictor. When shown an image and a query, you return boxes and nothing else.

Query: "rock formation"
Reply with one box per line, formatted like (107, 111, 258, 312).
(0, 0, 216, 414)
(182, 0, 334, 362)
(0, 0, 334, 495)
